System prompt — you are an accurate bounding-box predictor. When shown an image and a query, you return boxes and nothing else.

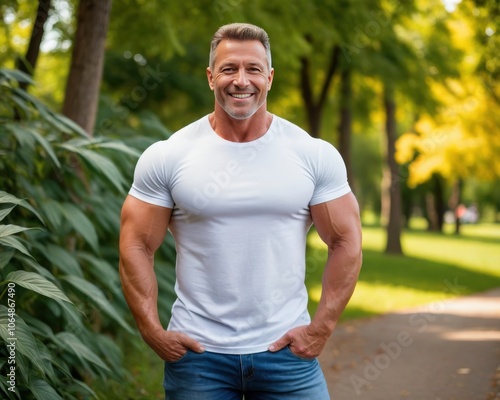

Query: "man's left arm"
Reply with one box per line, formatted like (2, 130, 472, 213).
(269, 192, 362, 357)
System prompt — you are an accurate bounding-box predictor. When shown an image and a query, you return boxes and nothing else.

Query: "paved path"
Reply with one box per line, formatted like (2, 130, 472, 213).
(319, 288, 500, 400)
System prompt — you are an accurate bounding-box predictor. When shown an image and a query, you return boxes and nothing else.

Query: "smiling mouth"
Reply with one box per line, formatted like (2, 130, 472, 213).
(230, 93, 253, 99)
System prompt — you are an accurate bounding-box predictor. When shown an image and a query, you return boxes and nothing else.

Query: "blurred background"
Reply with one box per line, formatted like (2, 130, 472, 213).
(0, 0, 498, 398)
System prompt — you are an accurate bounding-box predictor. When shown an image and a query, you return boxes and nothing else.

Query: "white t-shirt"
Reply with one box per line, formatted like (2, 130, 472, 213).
(129, 115, 351, 354)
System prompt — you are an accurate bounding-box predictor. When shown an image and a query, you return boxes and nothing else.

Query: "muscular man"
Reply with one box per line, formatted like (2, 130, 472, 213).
(119, 22, 362, 399)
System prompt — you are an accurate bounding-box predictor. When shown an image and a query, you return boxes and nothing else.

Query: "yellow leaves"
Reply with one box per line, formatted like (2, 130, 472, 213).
(396, 115, 454, 187)
(396, 87, 500, 188)
(395, 133, 418, 165)
(395, 2, 500, 188)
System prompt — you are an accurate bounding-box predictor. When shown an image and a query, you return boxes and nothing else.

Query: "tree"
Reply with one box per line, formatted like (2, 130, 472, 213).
(382, 83, 403, 253)
(299, 42, 341, 138)
(395, 1, 499, 231)
(337, 64, 354, 189)
(62, 0, 112, 134)
(15, 0, 51, 92)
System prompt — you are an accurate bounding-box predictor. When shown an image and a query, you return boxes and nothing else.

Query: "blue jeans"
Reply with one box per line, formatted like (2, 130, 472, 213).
(163, 347, 330, 399)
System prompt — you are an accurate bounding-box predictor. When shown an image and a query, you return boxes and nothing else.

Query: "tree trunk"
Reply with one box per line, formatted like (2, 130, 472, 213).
(299, 43, 340, 138)
(16, 0, 51, 91)
(450, 179, 463, 234)
(425, 174, 446, 232)
(434, 174, 445, 232)
(62, 0, 112, 135)
(383, 85, 403, 254)
(425, 192, 439, 231)
(338, 66, 354, 192)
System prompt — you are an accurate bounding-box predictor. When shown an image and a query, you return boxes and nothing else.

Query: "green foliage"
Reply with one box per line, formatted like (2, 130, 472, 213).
(0, 68, 176, 399)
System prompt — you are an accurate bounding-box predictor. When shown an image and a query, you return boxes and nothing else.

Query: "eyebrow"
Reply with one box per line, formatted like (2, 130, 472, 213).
(218, 61, 265, 70)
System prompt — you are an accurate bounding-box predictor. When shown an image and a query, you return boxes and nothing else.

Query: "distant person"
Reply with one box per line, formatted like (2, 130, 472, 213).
(462, 204, 479, 224)
(119, 22, 362, 399)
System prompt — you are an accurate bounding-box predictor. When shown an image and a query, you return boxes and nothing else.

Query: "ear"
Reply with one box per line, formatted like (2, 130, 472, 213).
(267, 68, 275, 91)
(206, 67, 214, 90)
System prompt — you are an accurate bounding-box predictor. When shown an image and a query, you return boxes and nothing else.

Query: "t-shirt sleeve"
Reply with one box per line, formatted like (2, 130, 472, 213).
(309, 140, 351, 206)
(128, 141, 174, 208)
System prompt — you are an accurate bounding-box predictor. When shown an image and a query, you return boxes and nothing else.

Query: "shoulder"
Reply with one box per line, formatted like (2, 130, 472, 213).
(141, 115, 210, 156)
(273, 116, 341, 157)
(273, 116, 311, 141)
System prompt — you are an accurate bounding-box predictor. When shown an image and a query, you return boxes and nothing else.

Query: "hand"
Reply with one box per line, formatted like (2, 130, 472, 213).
(142, 328, 205, 362)
(268, 324, 329, 359)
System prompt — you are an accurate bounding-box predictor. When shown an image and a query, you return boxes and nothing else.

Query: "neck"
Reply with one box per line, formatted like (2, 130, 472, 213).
(209, 105, 273, 143)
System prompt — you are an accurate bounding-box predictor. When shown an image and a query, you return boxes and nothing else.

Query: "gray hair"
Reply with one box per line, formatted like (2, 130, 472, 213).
(209, 23, 272, 71)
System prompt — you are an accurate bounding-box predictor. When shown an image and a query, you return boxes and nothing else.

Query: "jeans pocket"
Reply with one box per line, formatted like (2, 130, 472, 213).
(284, 346, 316, 362)
(165, 349, 191, 365)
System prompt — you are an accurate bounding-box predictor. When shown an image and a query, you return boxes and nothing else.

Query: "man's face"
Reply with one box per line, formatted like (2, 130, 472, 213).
(207, 39, 274, 120)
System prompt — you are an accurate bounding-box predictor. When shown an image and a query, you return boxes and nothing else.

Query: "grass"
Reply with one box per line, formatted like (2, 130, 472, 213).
(93, 335, 165, 399)
(96, 222, 500, 398)
(306, 221, 500, 320)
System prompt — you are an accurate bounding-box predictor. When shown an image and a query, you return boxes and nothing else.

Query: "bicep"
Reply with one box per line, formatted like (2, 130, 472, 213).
(119, 195, 172, 256)
(310, 192, 362, 251)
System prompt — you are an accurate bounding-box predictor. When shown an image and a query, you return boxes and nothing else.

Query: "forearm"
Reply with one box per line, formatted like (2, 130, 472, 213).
(310, 241, 362, 336)
(119, 247, 163, 340)
(119, 248, 204, 359)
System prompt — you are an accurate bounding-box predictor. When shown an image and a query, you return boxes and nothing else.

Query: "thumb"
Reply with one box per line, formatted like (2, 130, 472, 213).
(180, 334, 205, 353)
(268, 334, 291, 352)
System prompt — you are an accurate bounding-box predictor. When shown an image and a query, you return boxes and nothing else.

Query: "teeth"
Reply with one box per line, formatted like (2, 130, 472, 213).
(231, 94, 252, 99)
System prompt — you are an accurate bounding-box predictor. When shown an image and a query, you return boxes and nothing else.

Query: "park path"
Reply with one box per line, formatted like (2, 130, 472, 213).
(319, 288, 500, 400)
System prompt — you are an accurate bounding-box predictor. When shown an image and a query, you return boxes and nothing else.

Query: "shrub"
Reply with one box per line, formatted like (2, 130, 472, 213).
(0, 69, 176, 399)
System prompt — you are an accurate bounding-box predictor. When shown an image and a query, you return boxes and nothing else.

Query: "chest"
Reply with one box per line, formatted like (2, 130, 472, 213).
(169, 140, 315, 219)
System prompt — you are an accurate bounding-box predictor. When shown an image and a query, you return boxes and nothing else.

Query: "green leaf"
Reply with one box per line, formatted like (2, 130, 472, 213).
(94, 334, 123, 370)
(28, 379, 63, 400)
(0, 249, 14, 270)
(4, 271, 73, 304)
(58, 300, 85, 336)
(59, 145, 127, 192)
(55, 331, 110, 371)
(0, 306, 46, 376)
(0, 377, 17, 400)
(53, 114, 89, 138)
(63, 276, 134, 333)
(6, 123, 36, 150)
(0, 69, 35, 84)
(33, 343, 59, 388)
(77, 252, 119, 293)
(59, 203, 98, 252)
(44, 245, 83, 277)
(5, 123, 60, 168)
(0, 224, 36, 238)
(0, 192, 44, 224)
(61, 379, 96, 398)
(14, 255, 54, 280)
(27, 127, 61, 168)
(38, 199, 63, 230)
(18, 314, 55, 341)
(11, 92, 33, 118)
(0, 236, 33, 258)
(11, 88, 43, 110)
(0, 205, 15, 222)
(93, 140, 142, 158)
(44, 112, 73, 134)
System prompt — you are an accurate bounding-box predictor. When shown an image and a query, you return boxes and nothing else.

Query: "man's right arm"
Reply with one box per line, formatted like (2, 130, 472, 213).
(119, 195, 204, 361)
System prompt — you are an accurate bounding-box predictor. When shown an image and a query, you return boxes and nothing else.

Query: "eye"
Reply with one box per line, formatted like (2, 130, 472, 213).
(221, 67, 235, 73)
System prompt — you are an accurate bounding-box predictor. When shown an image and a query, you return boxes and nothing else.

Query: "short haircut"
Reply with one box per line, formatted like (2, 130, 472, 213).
(209, 23, 272, 71)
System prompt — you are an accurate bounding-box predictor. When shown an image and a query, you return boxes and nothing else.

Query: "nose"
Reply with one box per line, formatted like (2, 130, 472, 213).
(233, 68, 250, 87)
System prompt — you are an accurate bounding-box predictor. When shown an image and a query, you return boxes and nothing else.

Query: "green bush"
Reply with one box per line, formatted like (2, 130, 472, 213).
(0, 69, 176, 399)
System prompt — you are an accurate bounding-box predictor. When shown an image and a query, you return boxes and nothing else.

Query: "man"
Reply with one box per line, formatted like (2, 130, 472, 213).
(119, 22, 362, 399)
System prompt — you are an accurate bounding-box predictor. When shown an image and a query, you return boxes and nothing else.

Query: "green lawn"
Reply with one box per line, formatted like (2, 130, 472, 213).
(306, 222, 500, 320)
(95, 222, 500, 398)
